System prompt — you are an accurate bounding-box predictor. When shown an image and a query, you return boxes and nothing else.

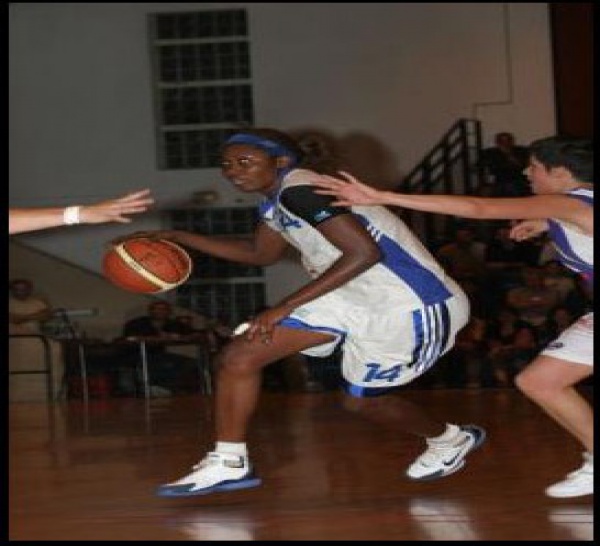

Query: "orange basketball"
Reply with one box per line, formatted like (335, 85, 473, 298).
(102, 238, 192, 294)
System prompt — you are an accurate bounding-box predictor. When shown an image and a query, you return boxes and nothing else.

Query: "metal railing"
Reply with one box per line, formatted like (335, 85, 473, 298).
(395, 118, 485, 245)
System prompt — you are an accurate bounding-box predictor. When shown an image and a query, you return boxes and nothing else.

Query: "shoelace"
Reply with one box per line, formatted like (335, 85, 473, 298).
(192, 452, 222, 471)
(419, 438, 466, 465)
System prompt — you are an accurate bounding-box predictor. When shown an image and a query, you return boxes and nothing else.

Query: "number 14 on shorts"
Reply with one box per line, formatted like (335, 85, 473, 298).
(363, 363, 404, 382)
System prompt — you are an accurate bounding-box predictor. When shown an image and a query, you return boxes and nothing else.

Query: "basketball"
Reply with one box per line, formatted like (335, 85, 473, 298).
(102, 238, 192, 294)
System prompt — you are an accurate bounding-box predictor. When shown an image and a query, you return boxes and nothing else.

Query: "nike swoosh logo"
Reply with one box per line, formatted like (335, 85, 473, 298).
(441, 438, 471, 466)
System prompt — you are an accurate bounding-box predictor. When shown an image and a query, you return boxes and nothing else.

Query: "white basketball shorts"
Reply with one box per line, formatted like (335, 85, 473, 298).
(277, 290, 470, 396)
(540, 312, 593, 366)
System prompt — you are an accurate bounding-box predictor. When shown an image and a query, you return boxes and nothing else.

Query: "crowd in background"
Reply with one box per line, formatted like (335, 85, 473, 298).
(415, 221, 592, 389)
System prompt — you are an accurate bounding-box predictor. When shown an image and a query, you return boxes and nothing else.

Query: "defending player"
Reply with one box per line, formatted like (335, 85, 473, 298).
(313, 136, 593, 498)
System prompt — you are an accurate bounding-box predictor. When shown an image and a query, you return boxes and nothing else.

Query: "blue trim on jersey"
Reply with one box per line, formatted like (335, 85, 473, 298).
(278, 316, 347, 342)
(569, 190, 593, 206)
(547, 220, 593, 276)
(546, 189, 593, 283)
(439, 303, 451, 351)
(408, 303, 452, 373)
(259, 199, 274, 220)
(373, 229, 452, 305)
(410, 308, 424, 366)
(352, 214, 452, 305)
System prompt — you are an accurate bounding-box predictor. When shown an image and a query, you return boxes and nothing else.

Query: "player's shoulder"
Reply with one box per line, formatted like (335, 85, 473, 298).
(282, 168, 320, 188)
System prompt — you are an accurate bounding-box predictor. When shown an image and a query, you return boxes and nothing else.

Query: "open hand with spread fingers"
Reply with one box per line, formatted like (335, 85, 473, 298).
(311, 171, 389, 207)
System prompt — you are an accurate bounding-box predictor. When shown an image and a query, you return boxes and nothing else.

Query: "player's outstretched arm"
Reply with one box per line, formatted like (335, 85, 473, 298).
(9, 189, 154, 234)
(313, 171, 589, 229)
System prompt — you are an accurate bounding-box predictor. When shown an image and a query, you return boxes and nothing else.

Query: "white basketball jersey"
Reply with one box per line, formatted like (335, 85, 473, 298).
(259, 168, 464, 311)
(547, 188, 593, 287)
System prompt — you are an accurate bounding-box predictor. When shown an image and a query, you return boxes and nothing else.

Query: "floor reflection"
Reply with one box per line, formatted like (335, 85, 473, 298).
(547, 504, 594, 541)
(408, 496, 479, 540)
(167, 509, 257, 541)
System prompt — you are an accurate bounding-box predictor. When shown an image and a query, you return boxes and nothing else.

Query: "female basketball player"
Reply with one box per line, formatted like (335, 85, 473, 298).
(313, 136, 593, 498)
(122, 128, 486, 497)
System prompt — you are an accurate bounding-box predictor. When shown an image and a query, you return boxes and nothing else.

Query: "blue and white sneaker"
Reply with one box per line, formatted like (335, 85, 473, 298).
(406, 425, 486, 481)
(156, 452, 262, 497)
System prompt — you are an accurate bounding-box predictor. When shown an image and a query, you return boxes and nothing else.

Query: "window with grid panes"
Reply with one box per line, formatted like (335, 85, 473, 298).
(171, 208, 266, 328)
(149, 9, 254, 169)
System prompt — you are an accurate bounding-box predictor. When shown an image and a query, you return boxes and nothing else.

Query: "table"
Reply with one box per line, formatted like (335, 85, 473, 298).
(132, 337, 214, 399)
(68, 337, 213, 401)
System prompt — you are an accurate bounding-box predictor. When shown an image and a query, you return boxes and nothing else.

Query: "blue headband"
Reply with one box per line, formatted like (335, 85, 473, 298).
(225, 133, 298, 165)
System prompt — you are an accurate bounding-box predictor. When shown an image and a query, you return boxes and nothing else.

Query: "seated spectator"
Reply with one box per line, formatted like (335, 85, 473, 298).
(541, 260, 578, 302)
(9, 278, 64, 399)
(563, 274, 593, 317)
(114, 301, 205, 396)
(478, 132, 531, 197)
(483, 222, 541, 313)
(205, 315, 235, 354)
(433, 316, 489, 389)
(488, 323, 540, 387)
(542, 305, 578, 344)
(505, 266, 561, 330)
(486, 307, 529, 344)
(485, 222, 541, 269)
(435, 224, 488, 293)
(9, 278, 54, 335)
(453, 316, 490, 388)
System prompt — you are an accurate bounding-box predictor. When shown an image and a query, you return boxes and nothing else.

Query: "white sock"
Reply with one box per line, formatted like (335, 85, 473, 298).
(215, 441, 248, 458)
(429, 423, 461, 443)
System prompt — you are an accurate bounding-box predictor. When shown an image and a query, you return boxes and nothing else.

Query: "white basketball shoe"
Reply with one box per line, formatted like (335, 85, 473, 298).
(545, 452, 593, 498)
(156, 451, 262, 497)
(406, 424, 486, 481)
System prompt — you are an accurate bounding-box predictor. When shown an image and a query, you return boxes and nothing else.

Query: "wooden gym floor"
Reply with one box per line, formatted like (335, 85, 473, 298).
(9, 387, 593, 541)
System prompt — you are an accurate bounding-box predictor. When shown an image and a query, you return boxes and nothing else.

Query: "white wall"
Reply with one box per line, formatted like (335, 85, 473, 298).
(9, 2, 556, 305)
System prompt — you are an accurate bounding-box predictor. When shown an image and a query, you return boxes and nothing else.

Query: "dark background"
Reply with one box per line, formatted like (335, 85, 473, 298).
(550, 3, 593, 138)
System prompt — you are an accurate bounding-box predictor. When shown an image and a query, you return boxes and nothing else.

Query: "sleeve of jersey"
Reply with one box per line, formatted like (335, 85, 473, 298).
(279, 185, 351, 227)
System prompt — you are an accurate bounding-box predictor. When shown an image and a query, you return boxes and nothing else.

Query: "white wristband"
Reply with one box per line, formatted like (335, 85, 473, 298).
(63, 206, 81, 225)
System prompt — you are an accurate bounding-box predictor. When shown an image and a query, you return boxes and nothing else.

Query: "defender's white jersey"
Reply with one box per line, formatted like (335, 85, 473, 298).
(258, 168, 470, 393)
(547, 188, 593, 286)
(543, 188, 594, 366)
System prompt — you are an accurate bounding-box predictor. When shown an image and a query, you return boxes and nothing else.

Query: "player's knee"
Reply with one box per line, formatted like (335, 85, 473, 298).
(514, 370, 533, 395)
(214, 346, 262, 376)
(515, 368, 553, 400)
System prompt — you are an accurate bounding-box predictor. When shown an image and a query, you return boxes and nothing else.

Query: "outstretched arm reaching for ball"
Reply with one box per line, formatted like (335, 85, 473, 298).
(9, 189, 154, 235)
(312, 171, 591, 233)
